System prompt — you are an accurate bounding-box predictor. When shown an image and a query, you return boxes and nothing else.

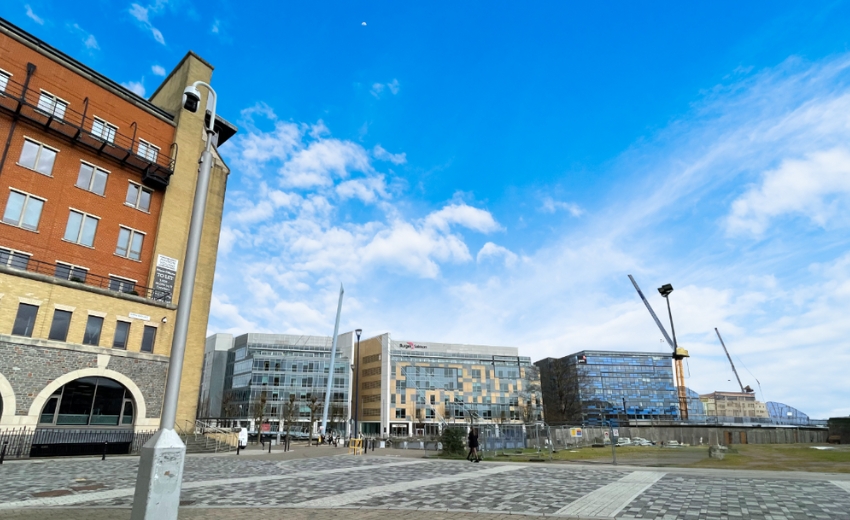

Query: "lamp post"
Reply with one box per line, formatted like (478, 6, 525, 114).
(657, 284, 678, 350)
(131, 81, 218, 520)
(353, 329, 362, 439)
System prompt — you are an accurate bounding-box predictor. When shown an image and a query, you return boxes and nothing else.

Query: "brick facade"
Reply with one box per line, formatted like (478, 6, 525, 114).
(0, 335, 167, 420)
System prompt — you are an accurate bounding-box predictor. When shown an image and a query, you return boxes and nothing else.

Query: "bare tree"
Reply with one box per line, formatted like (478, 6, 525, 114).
(251, 388, 268, 443)
(283, 394, 297, 449)
(307, 394, 323, 446)
(538, 358, 583, 425)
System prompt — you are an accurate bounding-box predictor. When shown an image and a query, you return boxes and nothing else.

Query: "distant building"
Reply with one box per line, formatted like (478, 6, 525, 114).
(765, 402, 810, 425)
(208, 333, 354, 436)
(536, 350, 680, 426)
(197, 333, 233, 418)
(699, 391, 769, 419)
(354, 334, 541, 437)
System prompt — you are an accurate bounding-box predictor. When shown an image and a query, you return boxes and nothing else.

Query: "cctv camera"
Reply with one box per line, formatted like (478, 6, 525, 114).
(182, 85, 201, 113)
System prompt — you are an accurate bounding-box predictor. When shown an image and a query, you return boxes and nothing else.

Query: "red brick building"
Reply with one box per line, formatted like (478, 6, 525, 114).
(0, 15, 236, 454)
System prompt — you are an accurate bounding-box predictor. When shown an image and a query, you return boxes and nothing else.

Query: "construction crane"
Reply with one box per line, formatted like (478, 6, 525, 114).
(628, 275, 690, 420)
(714, 328, 753, 393)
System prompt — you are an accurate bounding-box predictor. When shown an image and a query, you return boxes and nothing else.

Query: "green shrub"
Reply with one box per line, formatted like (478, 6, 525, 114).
(440, 427, 466, 455)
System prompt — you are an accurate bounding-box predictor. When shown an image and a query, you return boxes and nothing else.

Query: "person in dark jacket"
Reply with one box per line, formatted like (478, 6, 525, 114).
(467, 428, 480, 462)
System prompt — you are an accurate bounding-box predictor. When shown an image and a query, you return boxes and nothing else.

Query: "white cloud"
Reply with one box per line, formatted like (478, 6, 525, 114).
(424, 204, 502, 233)
(727, 148, 850, 236)
(373, 144, 407, 165)
(130, 3, 166, 45)
(68, 23, 99, 50)
(336, 176, 389, 204)
(541, 197, 584, 216)
(281, 139, 372, 189)
(477, 242, 518, 267)
(370, 79, 400, 99)
(25, 5, 44, 25)
(151, 64, 166, 76)
(121, 80, 146, 97)
(211, 19, 221, 34)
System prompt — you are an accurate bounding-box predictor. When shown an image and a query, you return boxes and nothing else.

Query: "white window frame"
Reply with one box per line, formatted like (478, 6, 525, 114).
(0, 68, 11, 93)
(108, 274, 137, 294)
(18, 137, 59, 176)
(0, 246, 32, 270)
(125, 181, 152, 212)
(137, 139, 159, 162)
(36, 90, 69, 120)
(55, 261, 89, 282)
(2, 189, 45, 231)
(115, 225, 145, 261)
(75, 160, 110, 196)
(63, 208, 100, 247)
(91, 116, 118, 143)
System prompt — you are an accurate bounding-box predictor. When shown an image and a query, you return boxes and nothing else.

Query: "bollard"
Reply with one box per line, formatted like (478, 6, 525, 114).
(268, 437, 272, 454)
(237, 442, 241, 455)
(0, 441, 8, 465)
(102, 441, 108, 461)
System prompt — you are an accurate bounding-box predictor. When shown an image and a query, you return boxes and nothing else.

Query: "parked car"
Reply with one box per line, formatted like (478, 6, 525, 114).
(665, 440, 681, 447)
(616, 437, 632, 446)
(632, 438, 654, 446)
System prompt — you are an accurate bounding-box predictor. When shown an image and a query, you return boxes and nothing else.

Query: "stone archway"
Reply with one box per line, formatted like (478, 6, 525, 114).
(0, 372, 16, 425)
(27, 368, 148, 425)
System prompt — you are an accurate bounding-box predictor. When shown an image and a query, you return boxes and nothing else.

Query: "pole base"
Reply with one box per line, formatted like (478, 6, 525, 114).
(130, 429, 186, 520)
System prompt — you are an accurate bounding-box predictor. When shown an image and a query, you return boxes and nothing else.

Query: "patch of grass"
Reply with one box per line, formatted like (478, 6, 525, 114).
(689, 444, 850, 473)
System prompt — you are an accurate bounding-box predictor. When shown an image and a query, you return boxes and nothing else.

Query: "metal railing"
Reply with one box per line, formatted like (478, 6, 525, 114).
(0, 75, 175, 187)
(0, 427, 157, 460)
(0, 258, 171, 302)
(176, 419, 237, 452)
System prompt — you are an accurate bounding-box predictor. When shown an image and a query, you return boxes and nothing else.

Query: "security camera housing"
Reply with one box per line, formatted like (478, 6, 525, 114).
(182, 85, 201, 113)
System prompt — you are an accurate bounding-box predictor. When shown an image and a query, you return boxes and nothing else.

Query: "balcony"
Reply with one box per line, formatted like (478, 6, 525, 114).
(0, 74, 175, 188)
(0, 255, 171, 303)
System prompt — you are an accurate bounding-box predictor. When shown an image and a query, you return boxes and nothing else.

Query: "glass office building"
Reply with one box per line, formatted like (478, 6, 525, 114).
(355, 333, 541, 437)
(217, 333, 353, 435)
(536, 350, 679, 426)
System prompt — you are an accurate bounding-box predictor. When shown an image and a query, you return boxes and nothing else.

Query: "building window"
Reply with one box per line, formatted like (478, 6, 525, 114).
(75, 162, 109, 196)
(471, 369, 481, 379)
(55, 262, 88, 282)
(37, 91, 68, 119)
(115, 226, 144, 260)
(0, 247, 31, 270)
(113, 320, 130, 349)
(395, 408, 406, 419)
(125, 182, 152, 212)
(454, 408, 464, 418)
(18, 138, 58, 176)
(141, 325, 156, 353)
(48, 309, 73, 341)
(400, 394, 406, 405)
(12, 303, 39, 337)
(0, 69, 9, 92)
(82, 315, 104, 345)
(91, 117, 117, 143)
(137, 139, 159, 162)
(3, 189, 45, 231)
(63, 210, 99, 247)
(38, 377, 134, 426)
(108, 275, 136, 294)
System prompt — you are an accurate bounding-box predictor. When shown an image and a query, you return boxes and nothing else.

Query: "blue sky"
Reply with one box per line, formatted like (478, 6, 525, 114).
(6, 1, 850, 418)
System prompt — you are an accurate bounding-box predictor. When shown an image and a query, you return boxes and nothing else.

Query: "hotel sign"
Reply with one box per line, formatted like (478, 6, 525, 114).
(398, 342, 428, 350)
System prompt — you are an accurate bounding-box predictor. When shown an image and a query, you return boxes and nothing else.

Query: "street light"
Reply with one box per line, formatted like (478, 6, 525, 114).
(131, 81, 218, 520)
(657, 284, 678, 351)
(353, 329, 362, 439)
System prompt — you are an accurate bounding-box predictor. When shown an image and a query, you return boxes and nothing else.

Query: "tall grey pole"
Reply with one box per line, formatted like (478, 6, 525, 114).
(131, 82, 217, 520)
(320, 284, 344, 435)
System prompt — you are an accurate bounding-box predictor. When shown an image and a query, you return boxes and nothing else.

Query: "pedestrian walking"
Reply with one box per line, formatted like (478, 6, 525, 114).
(467, 428, 480, 462)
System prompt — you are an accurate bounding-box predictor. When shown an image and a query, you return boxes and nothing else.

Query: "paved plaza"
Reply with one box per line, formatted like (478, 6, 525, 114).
(0, 451, 849, 519)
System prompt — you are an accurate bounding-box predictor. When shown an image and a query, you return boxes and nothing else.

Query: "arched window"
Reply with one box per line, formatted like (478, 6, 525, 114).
(39, 377, 134, 427)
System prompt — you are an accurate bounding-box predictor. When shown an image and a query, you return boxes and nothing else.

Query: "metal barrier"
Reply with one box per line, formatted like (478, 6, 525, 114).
(348, 438, 363, 455)
(0, 427, 158, 459)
